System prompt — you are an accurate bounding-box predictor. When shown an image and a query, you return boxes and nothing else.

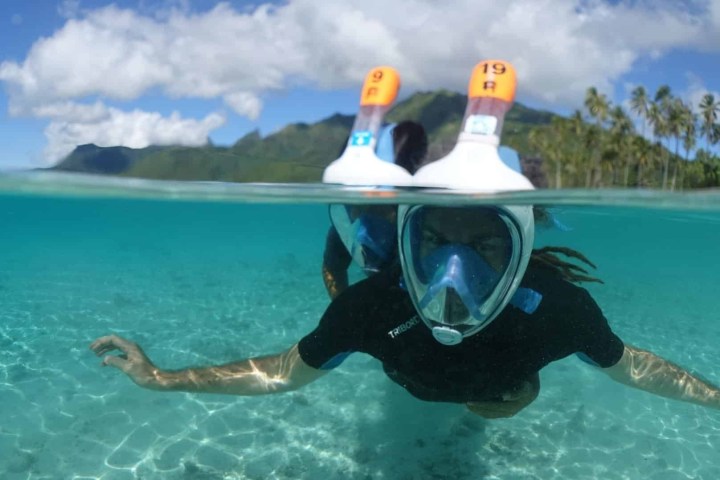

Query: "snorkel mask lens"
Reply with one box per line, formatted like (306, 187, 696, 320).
(348, 213, 396, 272)
(330, 204, 397, 274)
(417, 245, 499, 322)
(400, 206, 527, 344)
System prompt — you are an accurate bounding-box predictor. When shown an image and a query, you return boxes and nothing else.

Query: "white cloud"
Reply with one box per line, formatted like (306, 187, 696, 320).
(707, 0, 720, 44)
(43, 105, 225, 163)
(16, 100, 109, 122)
(683, 73, 720, 113)
(57, 1, 81, 19)
(2, 0, 713, 107)
(0, 0, 718, 163)
(223, 91, 262, 119)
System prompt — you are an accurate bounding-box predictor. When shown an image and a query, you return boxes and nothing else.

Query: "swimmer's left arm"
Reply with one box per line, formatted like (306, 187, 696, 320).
(601, 344, 720, 410)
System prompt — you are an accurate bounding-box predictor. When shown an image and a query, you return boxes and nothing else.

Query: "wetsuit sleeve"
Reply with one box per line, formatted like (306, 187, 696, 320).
(298, 284, 365, 370)
(571, 289, 625, 368)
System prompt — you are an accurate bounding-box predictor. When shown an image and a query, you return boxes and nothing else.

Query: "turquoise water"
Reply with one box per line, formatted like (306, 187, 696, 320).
(1, 172, 720, 479)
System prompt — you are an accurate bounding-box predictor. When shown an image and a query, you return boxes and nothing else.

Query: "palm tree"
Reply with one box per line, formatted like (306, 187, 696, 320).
(654, 85, 672, 103)
(568, 110, 588, 187)
(696, 152, 720, 187)
(633, 136, 652, 187)
(548, 118, 566, 188)
(529, 120, 572, 189)
(682, 116, 697, 161)
(665, 98, 688, 191)
(646, 103, 663, 187)
(581, 124, 601, 187)
(648, 86, 672, 188)
(585, 87, 611, 125)
(584, 87, 610, 187)
(608, 106, 634, 186)
(679, 108, 697, 189)
(630, 86, 650, 141)
(626, 89, 654, 187)
(699, 93, 720, 151)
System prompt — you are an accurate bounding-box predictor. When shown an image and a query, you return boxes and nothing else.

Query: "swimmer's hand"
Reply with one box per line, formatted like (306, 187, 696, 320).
(466, 374, 540, 419)
(90, 335, 162, 389)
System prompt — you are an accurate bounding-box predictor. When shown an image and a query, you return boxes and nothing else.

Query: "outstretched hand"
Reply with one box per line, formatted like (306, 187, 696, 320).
(90, 334, 160, 389)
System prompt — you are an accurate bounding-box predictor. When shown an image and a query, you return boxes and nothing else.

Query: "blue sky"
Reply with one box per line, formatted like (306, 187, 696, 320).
(1, 0, 719, 169)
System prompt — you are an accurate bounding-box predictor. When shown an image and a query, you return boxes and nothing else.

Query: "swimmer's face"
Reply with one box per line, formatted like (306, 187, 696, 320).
(419, 207, 511, 272)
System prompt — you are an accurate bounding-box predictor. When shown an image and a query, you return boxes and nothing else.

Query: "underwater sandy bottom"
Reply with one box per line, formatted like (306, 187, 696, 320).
(1, 244, 719, 480)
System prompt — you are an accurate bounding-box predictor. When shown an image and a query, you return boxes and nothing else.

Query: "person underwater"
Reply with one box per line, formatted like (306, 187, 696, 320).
(322, 120, 428, 298)
(90, 60, 720, 420)
(322, 66, 428, 298)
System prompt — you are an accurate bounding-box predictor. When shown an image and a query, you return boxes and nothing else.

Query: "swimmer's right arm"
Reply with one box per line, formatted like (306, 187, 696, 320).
(90, 335, 328, 395)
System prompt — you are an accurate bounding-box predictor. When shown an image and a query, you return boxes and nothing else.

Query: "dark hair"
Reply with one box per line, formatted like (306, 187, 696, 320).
(527, 207, 602, 283)
(529, 246, 603, 284)
(392, 121, 428, 174)
(335, 121, 428, 173)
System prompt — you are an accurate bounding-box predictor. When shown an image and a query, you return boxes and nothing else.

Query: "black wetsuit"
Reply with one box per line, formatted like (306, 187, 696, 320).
(299, 263, 624, 403)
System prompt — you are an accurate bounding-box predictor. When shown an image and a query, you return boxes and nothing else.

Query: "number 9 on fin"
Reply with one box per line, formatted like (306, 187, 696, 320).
(360, 66, 401, 107)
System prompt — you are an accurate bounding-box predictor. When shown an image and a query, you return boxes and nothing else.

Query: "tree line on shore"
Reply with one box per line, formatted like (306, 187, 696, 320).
(527, 86, 720, 189)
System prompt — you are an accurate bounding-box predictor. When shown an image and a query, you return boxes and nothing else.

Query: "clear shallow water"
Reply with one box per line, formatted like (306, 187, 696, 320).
(1, 172, 720, 480)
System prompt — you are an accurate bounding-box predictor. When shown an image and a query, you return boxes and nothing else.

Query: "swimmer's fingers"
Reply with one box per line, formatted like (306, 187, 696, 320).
(90, 335, 160, 388)
(90, 335, 142, 360)
(91, 334, 128, 354)
(102, 353, 130, 371)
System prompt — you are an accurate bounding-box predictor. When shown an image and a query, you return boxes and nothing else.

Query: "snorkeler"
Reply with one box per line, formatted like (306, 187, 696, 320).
(322, 120, 428, 298)
(90, 61, 720, 418)
(322, 66, 429, 298)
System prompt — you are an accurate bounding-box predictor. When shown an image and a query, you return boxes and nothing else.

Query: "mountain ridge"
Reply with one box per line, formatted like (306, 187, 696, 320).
(51, 90, 556, 184)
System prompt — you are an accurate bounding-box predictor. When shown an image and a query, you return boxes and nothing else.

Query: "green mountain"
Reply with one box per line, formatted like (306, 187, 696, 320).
(51, 91, 557, 183)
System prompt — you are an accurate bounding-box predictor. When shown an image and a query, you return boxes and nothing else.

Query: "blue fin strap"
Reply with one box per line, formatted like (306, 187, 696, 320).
(375, 124, 396, 163)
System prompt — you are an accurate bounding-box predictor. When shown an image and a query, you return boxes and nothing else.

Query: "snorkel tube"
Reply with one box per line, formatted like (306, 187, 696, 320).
(322, 66, 413, 187)
(412, 60, 534, 192)
(402, 60, 537, 345)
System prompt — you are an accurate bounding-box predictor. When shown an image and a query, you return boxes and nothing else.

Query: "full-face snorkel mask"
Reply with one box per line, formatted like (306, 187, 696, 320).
(401, 59, 538, 345)
(329, 203, 397, 274)
(328, 120, 403, 275)
(322, 66, 409, 275)
(399, 205, 534, 345)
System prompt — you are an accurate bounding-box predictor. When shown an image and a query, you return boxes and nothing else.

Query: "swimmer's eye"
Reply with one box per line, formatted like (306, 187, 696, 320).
(421, 230, 443, 247)
(471, 237, 506, 253)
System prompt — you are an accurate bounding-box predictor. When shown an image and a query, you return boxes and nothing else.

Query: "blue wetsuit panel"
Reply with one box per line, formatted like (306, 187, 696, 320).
(320, 351, 353, 370)
(576, 352, 600, 367)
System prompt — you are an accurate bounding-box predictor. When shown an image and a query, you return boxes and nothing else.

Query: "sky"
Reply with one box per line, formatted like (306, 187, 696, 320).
(1, 0, 719, 170)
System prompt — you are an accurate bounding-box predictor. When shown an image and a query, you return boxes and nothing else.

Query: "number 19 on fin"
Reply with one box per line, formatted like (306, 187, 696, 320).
(462, 60, 517, 143)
